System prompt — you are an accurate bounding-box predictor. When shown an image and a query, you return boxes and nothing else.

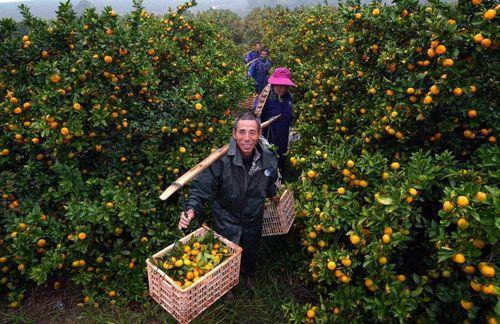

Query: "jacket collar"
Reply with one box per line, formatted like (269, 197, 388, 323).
(228, 138, 272, 169)
(270, 86, 290, 102)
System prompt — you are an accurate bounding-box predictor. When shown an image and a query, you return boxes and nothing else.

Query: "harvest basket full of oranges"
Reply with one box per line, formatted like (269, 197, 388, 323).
(146, 226, 242, 324)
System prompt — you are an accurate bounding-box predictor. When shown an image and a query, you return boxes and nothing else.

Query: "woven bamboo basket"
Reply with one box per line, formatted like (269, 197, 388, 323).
(146, 226, 242, 324)
(262, 188, 296, 236)
(237, 93, 257, 111)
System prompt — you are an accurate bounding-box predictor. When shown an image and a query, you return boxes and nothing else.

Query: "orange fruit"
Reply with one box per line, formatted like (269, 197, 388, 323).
(484, 9, 496, 20)
(457, 218, 469, 230)
(453, 87, 463, 96)
(340, 275, 350, 283)
(452, 253, 465, 264)
(423, 95, 433, 104)
(36, 238, 46, 247)
(481, 265, 495, 278)
(456, 196, 469, 207)
(427, 48, 436, 58)
(104, 55, 113, 64)
(350, 234, 360, 245)
(481, 38, 492, 48)
(195, 103, 202, 110)
(306, 308, 315, 318)
(78, 232, 87, 240)
(470, 280, 482, 291)
(382, 234, 391, 244)
(473, 33, 484, 43)
(364, 278, 374, 287)
(435, 45, 446, 55)
(372, 8, 380, 16)
(475, 191, 487, 201)
(482, 284, 496, 295)
(60, 127, 69, 136)
(327, 261, 336, 270)
(383, 227, 393, 236)
(442, 58, 454, 67)
(430, 85, 440, 95)
(390, 162, 400, 170)
(467, 109, 477, 118)
(341, 258, 352, 267)
(378, 256, 387, 265)
(50, 74, 61, 83)
(460, 299, 473, 311)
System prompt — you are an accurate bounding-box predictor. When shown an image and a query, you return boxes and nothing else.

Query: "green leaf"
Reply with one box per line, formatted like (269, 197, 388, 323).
(377, 196, 393, 205)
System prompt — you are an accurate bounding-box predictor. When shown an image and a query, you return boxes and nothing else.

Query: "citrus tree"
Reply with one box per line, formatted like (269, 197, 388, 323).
(255, 0, 499, 322)
(0, 0, 252, 308)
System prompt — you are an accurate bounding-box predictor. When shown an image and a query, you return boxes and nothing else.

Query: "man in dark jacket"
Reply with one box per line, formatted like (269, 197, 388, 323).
(254, 67, 296, 172)
(248, 49, 272, 93)
(244, 43, 261, 64)
(179, 112, 279, 293)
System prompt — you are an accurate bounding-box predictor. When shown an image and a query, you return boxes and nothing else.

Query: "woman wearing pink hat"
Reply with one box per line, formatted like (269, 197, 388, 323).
(253, 67, 297, 172)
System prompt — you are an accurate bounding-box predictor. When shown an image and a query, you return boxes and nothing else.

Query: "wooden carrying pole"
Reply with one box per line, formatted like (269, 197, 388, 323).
(159, 114, 281, 201)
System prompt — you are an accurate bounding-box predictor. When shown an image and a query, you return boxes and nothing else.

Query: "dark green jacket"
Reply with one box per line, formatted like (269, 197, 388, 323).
(185, 138, 278, 242)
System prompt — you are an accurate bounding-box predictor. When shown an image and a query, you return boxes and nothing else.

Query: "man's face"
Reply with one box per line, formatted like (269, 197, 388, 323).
(233, 119, 261, 157)
(260, 51, 269, 59)
(255, 44, 262, 51)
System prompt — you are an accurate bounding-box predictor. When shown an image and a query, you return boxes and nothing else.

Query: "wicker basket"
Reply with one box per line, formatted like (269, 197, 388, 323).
(237, 94, 257, 111)
(146, 227, 242, 324)
(262, 189, 296, 236)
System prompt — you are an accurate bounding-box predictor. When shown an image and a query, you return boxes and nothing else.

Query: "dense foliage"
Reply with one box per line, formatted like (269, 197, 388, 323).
(256, 0, 499, 322)
(0, 0, 251, 308)
(1, 0, 498, 322)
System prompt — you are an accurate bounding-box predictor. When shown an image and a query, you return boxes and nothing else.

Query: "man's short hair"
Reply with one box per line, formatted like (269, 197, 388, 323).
(261, 48, 269, 54)
(234, 112, 261, 132)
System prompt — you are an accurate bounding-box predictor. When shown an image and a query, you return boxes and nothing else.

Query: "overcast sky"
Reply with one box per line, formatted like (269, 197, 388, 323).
(0, 0, 331, 20)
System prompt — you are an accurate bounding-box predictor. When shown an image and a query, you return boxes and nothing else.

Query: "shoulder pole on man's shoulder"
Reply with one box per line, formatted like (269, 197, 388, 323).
(245, 57, 259, 67)
(159, 115, 281, 201)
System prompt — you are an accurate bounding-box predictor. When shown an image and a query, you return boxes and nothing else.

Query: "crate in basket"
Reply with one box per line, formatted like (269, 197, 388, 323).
(262, 188, 296, 236)
(146, 226, 242, 324)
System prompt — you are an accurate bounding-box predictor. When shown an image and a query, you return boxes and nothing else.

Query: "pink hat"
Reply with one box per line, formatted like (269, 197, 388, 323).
(268, 67, 296, 87)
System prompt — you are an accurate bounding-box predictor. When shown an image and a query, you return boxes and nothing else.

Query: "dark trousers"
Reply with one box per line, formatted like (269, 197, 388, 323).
(239, 224, 262, 276)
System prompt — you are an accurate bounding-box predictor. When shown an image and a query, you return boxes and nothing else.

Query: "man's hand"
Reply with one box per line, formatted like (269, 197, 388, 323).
(179, 209, 195, 230)
(270, 194, 280, 204)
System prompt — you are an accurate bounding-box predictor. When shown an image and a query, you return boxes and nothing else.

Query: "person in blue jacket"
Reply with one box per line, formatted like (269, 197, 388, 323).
(253, 67, 296, 172)
(248, 49, 272, 93)
(244, 43, 261, 64)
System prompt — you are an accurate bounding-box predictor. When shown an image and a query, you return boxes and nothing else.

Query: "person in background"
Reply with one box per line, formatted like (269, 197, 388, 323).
(244, 42, 261, 65)
(253, 67, 296, 172)
(248, 49, 272, 93)
(179, 112, 280, 301)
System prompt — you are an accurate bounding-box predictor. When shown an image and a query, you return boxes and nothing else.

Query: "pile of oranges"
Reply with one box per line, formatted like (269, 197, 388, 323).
(153, 232, 231, 289)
